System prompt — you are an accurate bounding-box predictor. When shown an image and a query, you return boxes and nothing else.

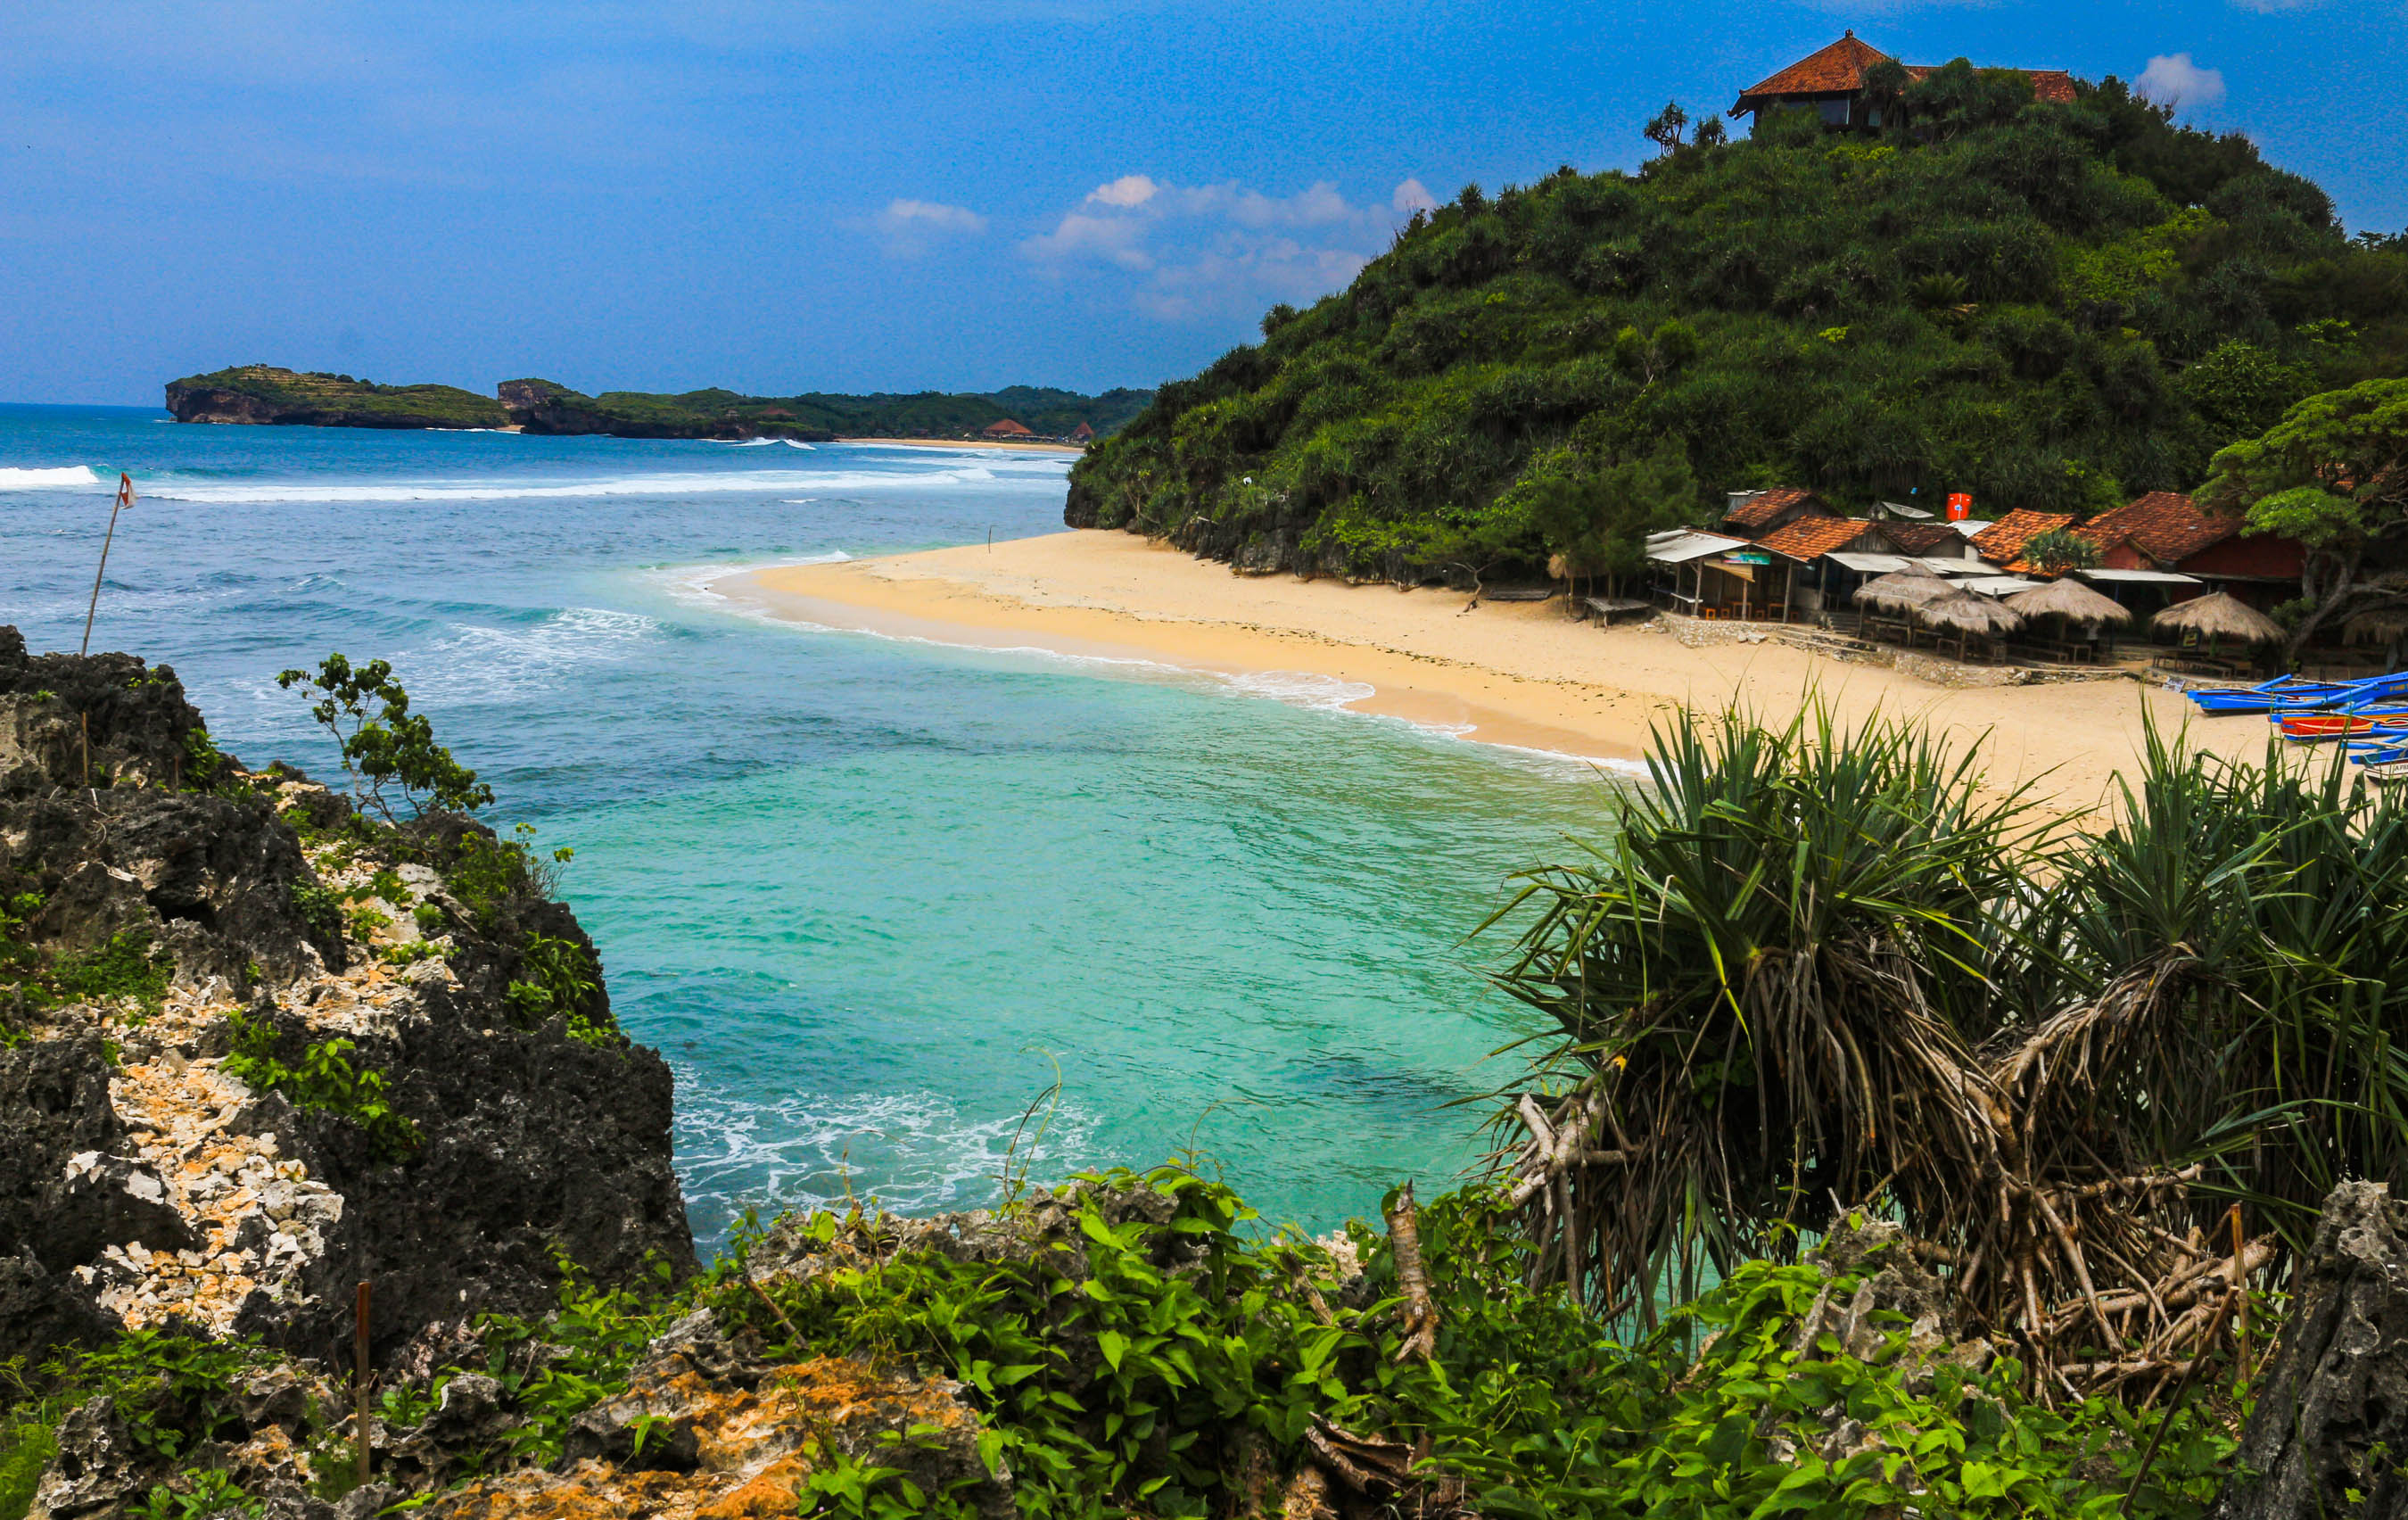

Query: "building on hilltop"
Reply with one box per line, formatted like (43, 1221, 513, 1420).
(981, 418, 1035, 439)
(1731, 30, 2077, 133)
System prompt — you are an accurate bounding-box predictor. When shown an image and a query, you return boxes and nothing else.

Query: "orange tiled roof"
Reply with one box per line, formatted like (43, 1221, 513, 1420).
(1884, 522, 1961, 554)
(2076, 492, 2241, 566)
(1736, 33, 2079, 109)
(1723, 485, 1834, 532)
(1738, 32, 1896, 99)
(1968, 508, 2075, 565)
(983, 418, 1034, 437)
(1758, 515, 1887, 561)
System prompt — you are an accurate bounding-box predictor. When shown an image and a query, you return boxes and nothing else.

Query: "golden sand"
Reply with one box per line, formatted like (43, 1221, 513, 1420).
(715, 530, 2272, 810)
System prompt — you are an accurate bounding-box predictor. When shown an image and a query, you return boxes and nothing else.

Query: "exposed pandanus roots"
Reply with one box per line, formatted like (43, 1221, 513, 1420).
(1496, 944, 2270, 1400)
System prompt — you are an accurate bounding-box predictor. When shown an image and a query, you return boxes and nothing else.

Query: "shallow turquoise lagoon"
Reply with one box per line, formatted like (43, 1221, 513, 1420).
(0, 405, 1619, 1245)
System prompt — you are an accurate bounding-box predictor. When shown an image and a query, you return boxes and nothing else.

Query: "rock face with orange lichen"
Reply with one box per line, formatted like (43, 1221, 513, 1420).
(0, 626, 690, 1374)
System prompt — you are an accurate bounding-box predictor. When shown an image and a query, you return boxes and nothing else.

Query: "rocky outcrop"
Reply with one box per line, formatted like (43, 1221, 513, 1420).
(2209, 1182, 2408, 1520)
(494, 380, 832, 442)
(164, 368, 510, 431)
(0, 627, 693, 1374)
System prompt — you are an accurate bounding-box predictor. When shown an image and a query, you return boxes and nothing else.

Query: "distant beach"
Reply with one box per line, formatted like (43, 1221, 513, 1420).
(722, 530, 2277, 811)
(839, 436, 1084, 454)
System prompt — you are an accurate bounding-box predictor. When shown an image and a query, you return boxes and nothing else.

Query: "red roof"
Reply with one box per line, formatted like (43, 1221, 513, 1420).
(1969, 508, 2075, 565)
(1757, 516, 1892, 561)
(1738, 32, 1895, 99)
(2076, 492, 2242, 566)
(1736, 33, 2078, 110)
(982, 418, 1034, 437)
(1723, 486, 1835, 533)
(1884, 522, 1962, 554)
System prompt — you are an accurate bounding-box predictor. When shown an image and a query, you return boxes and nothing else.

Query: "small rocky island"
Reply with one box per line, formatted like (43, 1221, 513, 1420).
(161, 367, 1150, 442)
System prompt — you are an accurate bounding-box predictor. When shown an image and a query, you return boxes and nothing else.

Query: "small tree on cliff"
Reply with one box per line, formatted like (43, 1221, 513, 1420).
(2197, 376, 2408, 658)
(277, 654, 493, 822)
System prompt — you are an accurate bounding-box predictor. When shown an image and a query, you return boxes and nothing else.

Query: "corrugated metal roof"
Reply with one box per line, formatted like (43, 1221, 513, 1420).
(2078, 567, 2205, 585)
(1827, 552, 1912, 574)
(1647, 531, 1748, 564)
(1958, 575, 2045, 597)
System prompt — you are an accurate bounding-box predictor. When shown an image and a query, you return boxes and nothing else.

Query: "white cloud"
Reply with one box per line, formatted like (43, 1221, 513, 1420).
(1088, 175, 1161, 209)
(2136, 53, 2227, 111)
(1023, 174, 1420, 320)
(862, 198, 988, 258)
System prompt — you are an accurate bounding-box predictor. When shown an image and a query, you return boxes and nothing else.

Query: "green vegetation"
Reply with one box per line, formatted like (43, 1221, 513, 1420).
(164, 366, 507, 429)
(276, 655, 493, 822)
(1482, 702, 2404, 1398)
(2198, 374, 2408, 655)
(223, 1014, 422, 1163)
(4, 903, 173, 1038)
(1070, 75, 2408, 578)
(501, 377, 1153, 441)
(504, 932, 615, 1046)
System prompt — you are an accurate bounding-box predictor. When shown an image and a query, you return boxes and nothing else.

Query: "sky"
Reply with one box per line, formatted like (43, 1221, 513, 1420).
(1, 0, 2402, 407)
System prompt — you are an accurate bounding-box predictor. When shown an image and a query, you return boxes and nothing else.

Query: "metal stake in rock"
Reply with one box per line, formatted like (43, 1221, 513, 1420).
(355, 1280, 373, 1487)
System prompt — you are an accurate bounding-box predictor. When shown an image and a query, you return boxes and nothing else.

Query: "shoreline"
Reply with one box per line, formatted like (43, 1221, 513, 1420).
(710, 530, 2276, 808)
(836, 435, 1085, 454)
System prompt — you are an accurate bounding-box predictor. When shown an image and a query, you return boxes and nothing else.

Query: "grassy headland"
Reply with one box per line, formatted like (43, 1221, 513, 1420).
(1067, 71, 2408, 579)
(163, 367, 1153, 441)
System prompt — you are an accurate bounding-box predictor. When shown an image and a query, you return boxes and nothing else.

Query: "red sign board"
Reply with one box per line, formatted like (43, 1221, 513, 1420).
(1945, 492, 1974, 521)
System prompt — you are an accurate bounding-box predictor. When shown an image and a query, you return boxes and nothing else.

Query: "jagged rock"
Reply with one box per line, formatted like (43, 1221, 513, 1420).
(0, 1249, 115, 1356)
(29, 1397, 151, 1520)
(2209, 1182, 2408, 1520)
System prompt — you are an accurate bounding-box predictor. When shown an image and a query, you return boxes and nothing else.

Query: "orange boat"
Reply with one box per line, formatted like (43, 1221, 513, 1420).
(2276, 712, 2408, 741)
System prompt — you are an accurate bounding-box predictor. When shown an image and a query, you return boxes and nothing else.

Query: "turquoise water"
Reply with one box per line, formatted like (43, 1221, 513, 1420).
(0, 405, 1617, 1246)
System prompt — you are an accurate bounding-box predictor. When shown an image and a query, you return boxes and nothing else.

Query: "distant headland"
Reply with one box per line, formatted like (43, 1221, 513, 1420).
(162, 365, 1150, 444)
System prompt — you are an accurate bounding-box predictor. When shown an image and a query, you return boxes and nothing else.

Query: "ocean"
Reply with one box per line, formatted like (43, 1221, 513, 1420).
(0, 403, 1620, 1248)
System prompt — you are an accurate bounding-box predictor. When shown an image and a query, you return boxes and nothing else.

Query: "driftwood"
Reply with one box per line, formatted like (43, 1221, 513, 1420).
(1387, 1183, 1439, 1365)
(2209, 1183, 2408, 1520)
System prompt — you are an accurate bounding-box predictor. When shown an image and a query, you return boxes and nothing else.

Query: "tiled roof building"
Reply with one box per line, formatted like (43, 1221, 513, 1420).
(1722, 486, 1835, 535)
(1732, 32, 2078, 132)
(1968, 509, 2076, 566)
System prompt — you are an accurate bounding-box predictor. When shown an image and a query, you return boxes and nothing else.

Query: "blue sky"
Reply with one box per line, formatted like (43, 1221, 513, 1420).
(2, 0, 2401, 406)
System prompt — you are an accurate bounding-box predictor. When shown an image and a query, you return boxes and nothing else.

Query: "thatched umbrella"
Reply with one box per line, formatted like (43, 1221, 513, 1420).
(2004, 578, 2133, 627)
(2150, 591, 2283, 646)
(1917, 591, 2026, 640)
(2344, 608, 2408, 646)
(1853, 571, 1957, 615)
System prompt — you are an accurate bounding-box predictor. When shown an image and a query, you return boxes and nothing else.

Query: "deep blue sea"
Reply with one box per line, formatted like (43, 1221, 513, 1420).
(0, 403, 1617, 1248)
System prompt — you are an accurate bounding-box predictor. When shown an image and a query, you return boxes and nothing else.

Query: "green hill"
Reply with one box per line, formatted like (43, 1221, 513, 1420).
(164, 367, 508, 430)
(498, 379, 1153, 441)
(1064, 70, 2408, 579)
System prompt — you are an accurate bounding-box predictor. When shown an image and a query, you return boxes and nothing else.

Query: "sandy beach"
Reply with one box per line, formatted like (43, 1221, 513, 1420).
(837, 436, 1084, 454)
(715, 530, 2274, 811)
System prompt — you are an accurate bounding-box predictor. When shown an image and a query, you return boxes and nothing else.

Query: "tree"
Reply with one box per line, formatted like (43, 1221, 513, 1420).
(2022, 525, 2101, 574)
(1693, 115, 1728, 149)
(1527, 442, 1701, 603)
(277, 654, 494, 822)
(2197, 377, 2408, 657)
(1859, 59, 1910, 128)
(1642, 101, 1689, 159)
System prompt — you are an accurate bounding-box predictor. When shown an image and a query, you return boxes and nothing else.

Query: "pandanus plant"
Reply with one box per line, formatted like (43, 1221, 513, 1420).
(1483, 702, 2408, 1396)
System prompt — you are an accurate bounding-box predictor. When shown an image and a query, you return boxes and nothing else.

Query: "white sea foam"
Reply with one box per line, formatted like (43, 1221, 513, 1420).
(723, 438, 818, 450)
(137, 466, 1059, 504)
(412, 606, 667, 704)
(1218, 670, 1377, 713)
(672, 1082, 1103, 1221)
(0, 466, 103, 490)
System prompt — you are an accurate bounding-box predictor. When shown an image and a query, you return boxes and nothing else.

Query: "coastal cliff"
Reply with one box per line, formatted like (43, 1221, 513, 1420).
(165, 368, 1152, 441)
(0, 627, 690, 1377)
(162, 369, 509, 431)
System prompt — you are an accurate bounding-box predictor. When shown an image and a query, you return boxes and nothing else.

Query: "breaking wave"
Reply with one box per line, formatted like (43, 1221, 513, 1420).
(0, 466, 103, 490)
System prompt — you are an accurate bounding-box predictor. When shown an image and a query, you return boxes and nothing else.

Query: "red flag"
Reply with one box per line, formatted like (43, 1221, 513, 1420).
(117, 472, 136, 509)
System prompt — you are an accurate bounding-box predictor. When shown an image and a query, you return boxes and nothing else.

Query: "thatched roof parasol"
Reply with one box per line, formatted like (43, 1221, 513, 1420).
(2344, 607, 2408, 644)
(1853, 571, 1958, 614)
(2003, 578, 2133, 627)
(2150, 591, 2283, 645)
(1917, 591, 2025, 637)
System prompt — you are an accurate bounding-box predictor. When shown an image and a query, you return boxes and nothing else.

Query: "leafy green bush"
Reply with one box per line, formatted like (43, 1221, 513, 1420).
(222, 1017, 420, 1163)
(288, 883, 342, 942)
(504, 934, 614, 1046)
(276, 656, 493, 822)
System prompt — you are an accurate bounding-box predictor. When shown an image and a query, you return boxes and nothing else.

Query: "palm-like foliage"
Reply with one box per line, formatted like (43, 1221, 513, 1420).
(1487, 703, 2408, 1393)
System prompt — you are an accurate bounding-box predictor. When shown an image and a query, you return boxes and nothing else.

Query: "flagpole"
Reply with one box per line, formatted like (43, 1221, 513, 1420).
(81, 473, 134, 657)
